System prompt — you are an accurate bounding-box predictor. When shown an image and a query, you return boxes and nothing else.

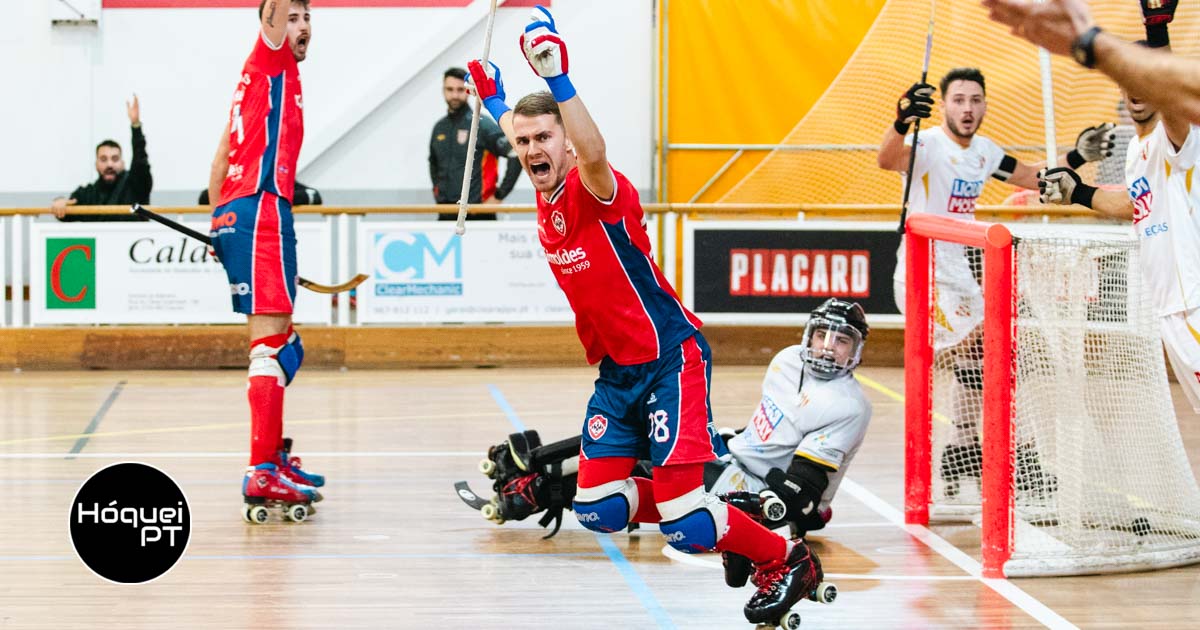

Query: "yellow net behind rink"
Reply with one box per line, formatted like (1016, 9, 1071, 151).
(718, 0, 1200, 206)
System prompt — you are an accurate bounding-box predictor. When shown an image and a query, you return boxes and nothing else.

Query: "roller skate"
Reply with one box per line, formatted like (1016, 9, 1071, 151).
(724, 491, 789, 528)
(940, 441, 982, 499)
(242, 462, 320, 524)
(478, 430, 541, 481)
(278, 437, 325, 488)
(744, 540, 837, 629)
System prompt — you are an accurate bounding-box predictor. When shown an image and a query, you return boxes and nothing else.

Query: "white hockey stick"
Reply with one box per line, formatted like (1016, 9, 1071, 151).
(455, 0, 500, 236)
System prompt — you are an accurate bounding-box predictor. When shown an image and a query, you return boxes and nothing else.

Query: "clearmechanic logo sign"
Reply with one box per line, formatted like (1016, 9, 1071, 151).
(69, 462, 191, 584)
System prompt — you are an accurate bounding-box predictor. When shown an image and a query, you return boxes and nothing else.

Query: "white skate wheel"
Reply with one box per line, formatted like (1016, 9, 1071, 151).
(241, 504, 253, 523)
(778, 610, 801, 629)
(761, 492, 787, 522)
(480, 503, 503, 523)
(479, 459, 496, 476)
(249, 505, 269, 524)
(286, 504, 308, 523)
(815, 582, 837, 604)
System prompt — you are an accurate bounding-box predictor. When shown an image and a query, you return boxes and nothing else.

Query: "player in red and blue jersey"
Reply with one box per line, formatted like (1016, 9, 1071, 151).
(467, 6, 827, 623)
(208, 0, 323, 521)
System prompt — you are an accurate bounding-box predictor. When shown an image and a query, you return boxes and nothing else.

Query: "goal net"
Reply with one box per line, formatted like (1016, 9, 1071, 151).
(903, 214, 1200, 577)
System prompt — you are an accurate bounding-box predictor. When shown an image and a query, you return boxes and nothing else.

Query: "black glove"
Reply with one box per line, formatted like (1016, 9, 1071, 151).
(895, 82, 935, 135)
(1039, 167, 1097, 209)
(1067, 123, 1116, 168)
(1141, 0, 1177, 48)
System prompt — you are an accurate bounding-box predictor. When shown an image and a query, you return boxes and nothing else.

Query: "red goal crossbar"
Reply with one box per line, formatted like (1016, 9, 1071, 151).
(903, 214, 1015, 578)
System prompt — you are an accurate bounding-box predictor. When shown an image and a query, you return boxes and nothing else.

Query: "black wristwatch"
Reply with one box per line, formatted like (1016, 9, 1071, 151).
(1072, 26, 1103, 69)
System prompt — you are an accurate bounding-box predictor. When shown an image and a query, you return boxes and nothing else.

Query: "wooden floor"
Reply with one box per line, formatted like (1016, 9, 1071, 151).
(1, 365, 1198, 629)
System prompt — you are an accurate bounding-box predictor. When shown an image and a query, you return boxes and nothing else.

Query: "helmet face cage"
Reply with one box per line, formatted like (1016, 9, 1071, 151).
(799, 317, 865, 378)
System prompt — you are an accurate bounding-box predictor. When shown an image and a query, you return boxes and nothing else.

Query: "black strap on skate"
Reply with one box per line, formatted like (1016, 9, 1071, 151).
(537, 461, 567, 539)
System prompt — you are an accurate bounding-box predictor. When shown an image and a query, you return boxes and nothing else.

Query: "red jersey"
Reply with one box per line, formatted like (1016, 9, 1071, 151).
(538, 166, 702, 365)
(218, 32, 304, 207)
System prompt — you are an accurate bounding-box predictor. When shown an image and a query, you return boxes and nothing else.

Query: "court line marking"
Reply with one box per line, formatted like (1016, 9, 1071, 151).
(488, 383, 675, 630)
(0, 451, 479, 459)
(0, 409, 563, 448)
(0, 551, 609, 562)
(67, 380, 126, 457)
(848, 374, 1077, 630)
(660, 546, 975, 581)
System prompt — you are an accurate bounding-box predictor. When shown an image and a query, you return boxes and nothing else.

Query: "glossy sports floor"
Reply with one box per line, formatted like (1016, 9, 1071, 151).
(1, 365, 1198, 629)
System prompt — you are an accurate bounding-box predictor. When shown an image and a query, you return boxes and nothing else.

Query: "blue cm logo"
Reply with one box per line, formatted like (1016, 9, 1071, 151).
(373, 232, 462, 281)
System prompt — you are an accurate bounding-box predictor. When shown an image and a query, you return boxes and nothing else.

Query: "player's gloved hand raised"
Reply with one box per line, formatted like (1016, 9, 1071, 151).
(1067, 123, 1116, 168)
(1141, 0, 1177, 26)
(1039, 167, 1096, 208)
(895, 82, 935, 135)
(467, 59, 511, 122)
(520, 5, 576, 102)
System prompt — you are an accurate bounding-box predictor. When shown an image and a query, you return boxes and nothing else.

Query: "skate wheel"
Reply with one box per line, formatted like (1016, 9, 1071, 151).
(285, 504, 308, 523)
(241, 504, 253, 523)
(814, 582, 837, 604)
(480, 502, 505, 524)
(760, 491, 788, 522)
(778, 610, 801, 630)
(248, 505, 269, 524)
(479, 459, 496, 477)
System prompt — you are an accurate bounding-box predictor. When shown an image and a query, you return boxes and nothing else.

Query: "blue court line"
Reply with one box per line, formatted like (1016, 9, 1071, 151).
(487, 383, 674, 630)
(595, 534, 677, 630)
(67, 381, 126, 457)
(487, 384, 526, 432)
(0, 552, 607, 562)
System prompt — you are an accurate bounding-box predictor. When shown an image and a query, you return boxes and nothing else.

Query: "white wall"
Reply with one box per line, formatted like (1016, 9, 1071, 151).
(2, 0, 654, 205)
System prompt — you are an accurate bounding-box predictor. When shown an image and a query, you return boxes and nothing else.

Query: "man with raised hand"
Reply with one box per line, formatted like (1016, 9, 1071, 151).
(466, 5, 830, 624)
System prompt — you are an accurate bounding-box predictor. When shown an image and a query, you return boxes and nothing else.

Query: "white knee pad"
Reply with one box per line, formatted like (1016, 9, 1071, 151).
(657, 487, 729, 553)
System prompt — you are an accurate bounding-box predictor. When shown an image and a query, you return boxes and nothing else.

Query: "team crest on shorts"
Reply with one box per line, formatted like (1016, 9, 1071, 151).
(587, 415, 608, 440)
(552, 210, 566, 236)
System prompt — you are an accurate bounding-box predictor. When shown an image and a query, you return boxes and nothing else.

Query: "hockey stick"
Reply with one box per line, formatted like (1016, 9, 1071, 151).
(897, 5, 935, 235)
(131, 204, 367, 295)
(454, 0, 500, 236)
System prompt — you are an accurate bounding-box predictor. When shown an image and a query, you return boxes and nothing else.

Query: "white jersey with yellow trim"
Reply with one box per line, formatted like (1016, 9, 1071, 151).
(1126, 121, 1200, 317)
(892, 126, 1007, 286)
(712, 346, 872, 510)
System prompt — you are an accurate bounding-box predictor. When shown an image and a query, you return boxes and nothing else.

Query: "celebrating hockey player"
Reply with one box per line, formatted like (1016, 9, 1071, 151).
(465, 6, 831, 624)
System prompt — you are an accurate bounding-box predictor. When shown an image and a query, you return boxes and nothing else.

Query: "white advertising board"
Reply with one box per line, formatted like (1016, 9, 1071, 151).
(357, 222, 572, 324)
(30, 220, 333, 325)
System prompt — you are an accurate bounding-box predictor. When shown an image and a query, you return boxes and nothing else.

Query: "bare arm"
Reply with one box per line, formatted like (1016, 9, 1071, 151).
(1090, 187, 1134, 221)
(208, 123, 230, 207)
(1095, 35, 1200, 127)
(558, 96, 612, 200)
(877, 126, 911, 173)
(260, 0, 289, 48)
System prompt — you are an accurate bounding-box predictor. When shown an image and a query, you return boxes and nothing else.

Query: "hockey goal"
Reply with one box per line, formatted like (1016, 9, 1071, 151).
(903, 214, 1200, 577)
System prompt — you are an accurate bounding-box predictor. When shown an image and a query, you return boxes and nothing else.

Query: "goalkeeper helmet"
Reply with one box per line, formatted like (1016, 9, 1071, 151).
(800, 298, 869, 378)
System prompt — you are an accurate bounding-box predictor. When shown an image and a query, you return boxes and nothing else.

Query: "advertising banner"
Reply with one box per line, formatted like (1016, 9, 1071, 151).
(356, 222, 572, 324)
(30, 221, 333, 325)
(684, 221, 903, 325)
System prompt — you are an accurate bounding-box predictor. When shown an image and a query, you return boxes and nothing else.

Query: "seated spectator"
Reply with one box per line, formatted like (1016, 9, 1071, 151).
(51, 95, 151, 221)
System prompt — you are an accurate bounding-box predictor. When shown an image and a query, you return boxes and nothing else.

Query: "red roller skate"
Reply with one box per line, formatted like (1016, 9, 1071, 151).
(242, 463, 320, 524)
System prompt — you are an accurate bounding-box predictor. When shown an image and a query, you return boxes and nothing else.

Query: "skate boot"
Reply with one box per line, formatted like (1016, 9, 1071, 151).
(479, 430, 541, 481)
(279, 437, 325, 489)
(940, 441, 983, 498)
(722, 551, 754, 588)
(495, 473, 546, 521)
(1016, 444, 1058, 499)
(744, 541, 837, 627)
(242, 462, 321, 524)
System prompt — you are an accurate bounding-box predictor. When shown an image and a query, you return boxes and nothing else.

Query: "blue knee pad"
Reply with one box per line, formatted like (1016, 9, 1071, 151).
(660, 510, 718, 553)
(277, 331, 304, 386)
(572, 494, 630, 533)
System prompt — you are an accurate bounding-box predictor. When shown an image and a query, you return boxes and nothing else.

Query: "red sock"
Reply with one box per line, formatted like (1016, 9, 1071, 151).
(577, 457, 660, 523)
(630, 477, 660, 523)
(247, 333, 288, 466)
(717, 505, 787, 565)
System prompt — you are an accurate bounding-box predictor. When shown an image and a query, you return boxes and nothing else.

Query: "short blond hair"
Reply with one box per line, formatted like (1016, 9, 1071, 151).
(513, 91, 562, 125)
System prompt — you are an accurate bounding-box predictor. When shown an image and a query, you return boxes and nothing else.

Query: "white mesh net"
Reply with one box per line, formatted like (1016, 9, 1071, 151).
(927, 224, 1200, 576)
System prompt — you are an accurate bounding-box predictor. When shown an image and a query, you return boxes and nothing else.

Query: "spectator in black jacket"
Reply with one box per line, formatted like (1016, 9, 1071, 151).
(51, 95, 152, 222)
(430, 67, 520, 221)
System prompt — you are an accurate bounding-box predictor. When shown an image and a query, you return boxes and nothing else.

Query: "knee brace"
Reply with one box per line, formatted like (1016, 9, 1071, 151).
(249, 329, 304, 387)
(657, 487, 728, 554)
(573, 478, 640, 533)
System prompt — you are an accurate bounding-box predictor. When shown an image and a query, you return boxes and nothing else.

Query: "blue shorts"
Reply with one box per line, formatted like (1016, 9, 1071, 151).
(210, 191, 297, 315)
(581, 333, 727, 467)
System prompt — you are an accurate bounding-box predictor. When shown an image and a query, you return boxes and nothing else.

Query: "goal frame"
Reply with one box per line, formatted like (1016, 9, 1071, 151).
(902, 213, 1014, 578)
